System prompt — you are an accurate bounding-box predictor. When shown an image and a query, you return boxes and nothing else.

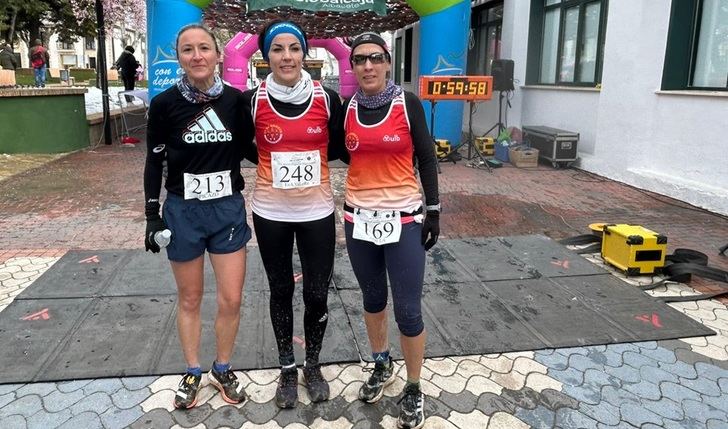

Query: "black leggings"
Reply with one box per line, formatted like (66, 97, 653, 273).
(121, 73, 135, 102)
(253, 212, 335, 366)
(121, 73, 135, 91)
(344, 220, 425, 337)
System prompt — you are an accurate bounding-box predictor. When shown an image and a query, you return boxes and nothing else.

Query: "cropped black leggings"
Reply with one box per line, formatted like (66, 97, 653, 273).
(344, 220, 426, 337)
(253, 213, 335, 365)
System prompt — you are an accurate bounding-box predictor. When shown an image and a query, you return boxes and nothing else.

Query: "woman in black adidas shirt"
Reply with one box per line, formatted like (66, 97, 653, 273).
(143, 24, 257, 410)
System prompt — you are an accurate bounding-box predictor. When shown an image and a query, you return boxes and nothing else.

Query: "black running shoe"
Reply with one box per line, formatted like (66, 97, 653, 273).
(397, 383, 425, 429)
(303, 364, 330, 403)
(173, 372, 201, 409)
(208, 366, 246, 404)
(276, 367, 299, 408)
(358, 357, 394, 403)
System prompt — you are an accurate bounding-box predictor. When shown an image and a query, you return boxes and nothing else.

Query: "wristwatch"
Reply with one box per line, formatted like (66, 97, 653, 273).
(425, 204, 441, 213)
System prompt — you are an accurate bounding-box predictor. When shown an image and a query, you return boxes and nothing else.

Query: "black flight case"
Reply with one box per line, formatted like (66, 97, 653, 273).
(522, 125, 579, 168)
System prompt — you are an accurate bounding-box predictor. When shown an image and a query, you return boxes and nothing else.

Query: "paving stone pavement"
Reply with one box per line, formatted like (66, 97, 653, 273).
(1, 143, 727, 428)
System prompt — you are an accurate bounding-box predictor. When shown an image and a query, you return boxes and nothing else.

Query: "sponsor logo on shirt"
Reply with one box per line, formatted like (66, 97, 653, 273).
(307, 126, 323, 134)
(263, 124, 284, 144)
(182, 107, 233, 144)
(345, 132, 360, 151)
(383, 134, 401, 142)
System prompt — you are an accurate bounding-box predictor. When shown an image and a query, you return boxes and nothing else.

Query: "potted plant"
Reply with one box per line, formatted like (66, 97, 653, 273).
(494, 128, 512, 162)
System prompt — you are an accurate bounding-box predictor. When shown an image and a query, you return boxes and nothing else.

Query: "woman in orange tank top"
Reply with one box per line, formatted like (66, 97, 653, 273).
(341, 32, 440, 429)
(242, 20, 345, 409)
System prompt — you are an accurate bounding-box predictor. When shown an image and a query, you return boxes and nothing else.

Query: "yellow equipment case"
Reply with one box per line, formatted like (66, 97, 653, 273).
(601, 224, 667, 275)
(474, 136, 495, 156)
(435, 139, 452, 159)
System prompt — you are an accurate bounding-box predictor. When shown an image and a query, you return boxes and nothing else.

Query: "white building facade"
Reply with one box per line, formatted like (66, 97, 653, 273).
(14, 27, 146, 77)
(393, 0, 728, 215)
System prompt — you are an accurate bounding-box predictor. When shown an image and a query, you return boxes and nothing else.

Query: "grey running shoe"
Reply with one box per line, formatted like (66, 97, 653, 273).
(397, 383, 425, 429)
(358, 357, 394, 403)
(276, 367, 299, 408)
(208, 366, 246, 404)
(173, 372, 201, 409)
(303, 364, 330, 403)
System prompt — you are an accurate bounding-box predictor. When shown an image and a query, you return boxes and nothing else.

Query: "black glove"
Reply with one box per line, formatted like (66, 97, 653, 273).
(145, 216, 166, 253)
(421, 211, 440, 251)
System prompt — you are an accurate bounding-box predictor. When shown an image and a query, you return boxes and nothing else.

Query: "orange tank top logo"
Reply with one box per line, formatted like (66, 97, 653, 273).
(345, 132, 360, 151)
(263, 124, 283, 144)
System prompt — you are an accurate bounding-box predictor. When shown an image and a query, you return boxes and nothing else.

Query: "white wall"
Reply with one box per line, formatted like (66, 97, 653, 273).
(389, 1, 728, 214)
(586, 0, 728, 215)
(508, 0, 728, 215)
(520, 87, 600, 154)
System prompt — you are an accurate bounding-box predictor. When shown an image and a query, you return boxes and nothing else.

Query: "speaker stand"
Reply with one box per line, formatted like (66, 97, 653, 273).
(483, 90, 507, 139)
(427, 99, 457, 174)
(465, 100, 492, 172)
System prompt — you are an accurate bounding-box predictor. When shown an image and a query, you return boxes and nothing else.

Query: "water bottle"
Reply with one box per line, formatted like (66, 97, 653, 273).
(154, 229, 172, 248)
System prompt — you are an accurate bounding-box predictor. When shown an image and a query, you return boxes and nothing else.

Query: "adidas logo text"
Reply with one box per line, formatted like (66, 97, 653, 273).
(183, 107, 233, 144)
(183, 130, 232, 143)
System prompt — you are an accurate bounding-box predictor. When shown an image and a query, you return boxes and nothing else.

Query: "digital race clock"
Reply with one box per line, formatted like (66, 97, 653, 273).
(419, 76, 493, 101)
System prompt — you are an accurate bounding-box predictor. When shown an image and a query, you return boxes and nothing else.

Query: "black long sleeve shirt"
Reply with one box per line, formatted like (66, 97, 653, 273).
(143, 85, 257, 217)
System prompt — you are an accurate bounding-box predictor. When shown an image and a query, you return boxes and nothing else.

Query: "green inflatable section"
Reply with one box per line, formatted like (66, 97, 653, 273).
(406, 0, 464, 17)
(186, 0, 213, 8)
(186, 0, 461, 22)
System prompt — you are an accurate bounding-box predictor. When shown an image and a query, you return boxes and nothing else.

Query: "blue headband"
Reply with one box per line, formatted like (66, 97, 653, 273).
(263, 22, 307, 61)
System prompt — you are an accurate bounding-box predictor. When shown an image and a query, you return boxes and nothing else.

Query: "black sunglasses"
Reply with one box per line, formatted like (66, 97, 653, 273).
(351, 52, 389, 66)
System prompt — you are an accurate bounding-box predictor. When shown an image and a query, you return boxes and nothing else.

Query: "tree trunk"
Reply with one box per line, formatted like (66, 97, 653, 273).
(8, 8, 17, 43)
(29, 19, 42, 47)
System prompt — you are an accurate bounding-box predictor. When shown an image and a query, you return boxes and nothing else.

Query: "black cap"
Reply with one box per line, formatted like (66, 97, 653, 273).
(349, 32, 389, 55)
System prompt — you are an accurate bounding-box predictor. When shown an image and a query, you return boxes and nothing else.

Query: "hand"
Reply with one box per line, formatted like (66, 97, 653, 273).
(421, 211, 440, 251)
(145, 217, 166, 253)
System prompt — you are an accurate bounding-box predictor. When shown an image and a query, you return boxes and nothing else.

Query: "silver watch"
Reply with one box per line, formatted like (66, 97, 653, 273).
(425, 204, 441, 212)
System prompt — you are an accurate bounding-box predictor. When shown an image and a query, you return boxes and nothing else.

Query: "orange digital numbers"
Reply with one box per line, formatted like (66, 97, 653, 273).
(419, 76, 493, 101)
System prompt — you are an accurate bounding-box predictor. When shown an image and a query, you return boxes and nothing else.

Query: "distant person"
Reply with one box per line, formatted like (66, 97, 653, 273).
(115, 45, 140, 101)
(29, 39, 49, 87)
(0, 44, 18, 71)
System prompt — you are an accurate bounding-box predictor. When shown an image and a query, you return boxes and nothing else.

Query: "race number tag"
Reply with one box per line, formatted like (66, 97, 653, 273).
(183, 170, 232, 201)
(271, 150, 321, 189)
(352, 208, 402, 245)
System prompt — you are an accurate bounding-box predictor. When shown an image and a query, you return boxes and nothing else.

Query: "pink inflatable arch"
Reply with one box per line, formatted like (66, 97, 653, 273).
(223, 32, 358, 98)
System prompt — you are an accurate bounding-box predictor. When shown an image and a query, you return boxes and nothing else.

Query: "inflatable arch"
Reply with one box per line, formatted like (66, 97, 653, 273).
(222, 33, 358, 98)
(146, 0, 469, 144)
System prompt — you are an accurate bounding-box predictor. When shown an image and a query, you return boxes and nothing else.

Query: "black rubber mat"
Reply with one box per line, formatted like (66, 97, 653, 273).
(1, 290, 357, 383)
(0, 235, 714, 382)
(19, 249, 280, 299)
